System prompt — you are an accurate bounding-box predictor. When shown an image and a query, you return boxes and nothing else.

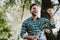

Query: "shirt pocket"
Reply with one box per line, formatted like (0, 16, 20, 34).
(27, 23, 35, 31)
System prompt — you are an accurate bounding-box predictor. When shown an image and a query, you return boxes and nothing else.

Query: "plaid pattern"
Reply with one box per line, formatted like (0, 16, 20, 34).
(20, 17, 55, 40)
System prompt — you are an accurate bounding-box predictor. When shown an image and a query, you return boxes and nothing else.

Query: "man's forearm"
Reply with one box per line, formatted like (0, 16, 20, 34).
(24, 35, 33, 40)
(24, 35, 38, 40)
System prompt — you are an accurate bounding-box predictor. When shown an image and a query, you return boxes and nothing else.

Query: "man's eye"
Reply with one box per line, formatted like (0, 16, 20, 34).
(33, 8, 35, 9)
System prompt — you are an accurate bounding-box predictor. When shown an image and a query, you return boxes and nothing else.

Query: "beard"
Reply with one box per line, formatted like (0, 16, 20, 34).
(32, 13, 37, 16)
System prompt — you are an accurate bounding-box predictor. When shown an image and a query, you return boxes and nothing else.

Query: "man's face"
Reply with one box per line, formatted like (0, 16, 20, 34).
(30, 5, 38, 16)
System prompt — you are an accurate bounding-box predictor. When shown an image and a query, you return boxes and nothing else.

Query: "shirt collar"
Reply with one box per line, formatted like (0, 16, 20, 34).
(30, 17, 40, 20)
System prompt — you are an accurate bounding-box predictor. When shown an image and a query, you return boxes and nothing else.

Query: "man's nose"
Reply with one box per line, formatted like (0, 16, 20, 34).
(35, 8, 37, 11)
(35, 9, 38, 12)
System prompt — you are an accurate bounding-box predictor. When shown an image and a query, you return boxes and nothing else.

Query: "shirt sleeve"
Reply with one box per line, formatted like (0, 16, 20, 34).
(43, 18, 56, 29)
(20, 21, 27, 39)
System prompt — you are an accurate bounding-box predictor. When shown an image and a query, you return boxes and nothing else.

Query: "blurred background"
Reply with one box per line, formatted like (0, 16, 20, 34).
(0, 0, 60, 40)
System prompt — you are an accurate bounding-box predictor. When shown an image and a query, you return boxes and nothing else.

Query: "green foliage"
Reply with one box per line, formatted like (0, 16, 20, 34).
(0, 12, 11, 40)
(35, 0, 42, 6)
(25, 1, 31, 9)
(9, 0, 15, 6)
(20, 0, 42, 10)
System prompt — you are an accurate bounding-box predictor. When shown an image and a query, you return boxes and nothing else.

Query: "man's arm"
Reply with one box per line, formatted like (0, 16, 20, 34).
(43, 18, 55, 29)
(20, 21, 38, 40)
(24, 35, 38, 40)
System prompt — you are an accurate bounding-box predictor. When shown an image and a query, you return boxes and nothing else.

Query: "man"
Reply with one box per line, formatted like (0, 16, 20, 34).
(20, 3, 55, 40)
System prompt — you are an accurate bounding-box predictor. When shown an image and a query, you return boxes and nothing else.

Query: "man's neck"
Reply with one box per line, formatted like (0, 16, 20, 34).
(32, 16, 38, 22)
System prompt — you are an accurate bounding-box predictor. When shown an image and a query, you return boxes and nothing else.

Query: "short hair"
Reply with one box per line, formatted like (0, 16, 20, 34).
(30, 3, 37, 10)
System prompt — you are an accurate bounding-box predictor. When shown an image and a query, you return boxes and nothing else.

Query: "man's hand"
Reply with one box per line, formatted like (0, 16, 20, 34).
(24, 35, 38, 40)
(32, 35, 38, 40)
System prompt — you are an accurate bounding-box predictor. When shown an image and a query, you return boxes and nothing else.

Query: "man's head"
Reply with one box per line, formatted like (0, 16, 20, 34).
(30, 3, 38, 16)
